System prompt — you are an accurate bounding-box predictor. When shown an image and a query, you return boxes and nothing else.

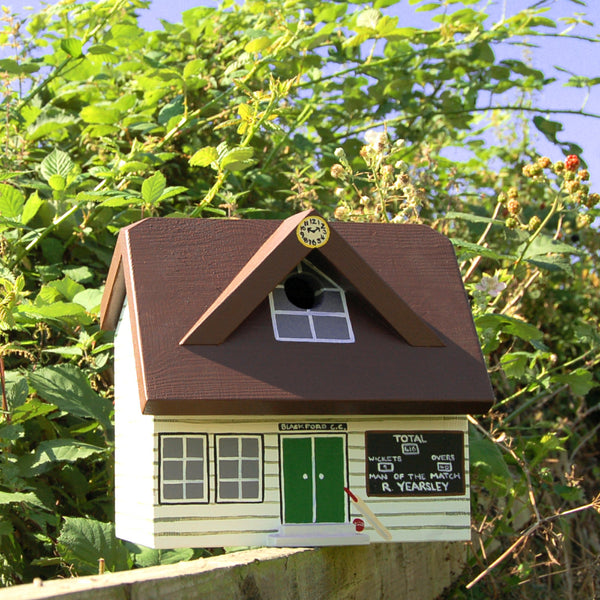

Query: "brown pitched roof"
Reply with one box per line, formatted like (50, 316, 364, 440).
(100, 214, 494, 416)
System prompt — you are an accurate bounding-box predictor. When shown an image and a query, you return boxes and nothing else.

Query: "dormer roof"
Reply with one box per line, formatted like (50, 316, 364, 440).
(179, 209, 442, 347)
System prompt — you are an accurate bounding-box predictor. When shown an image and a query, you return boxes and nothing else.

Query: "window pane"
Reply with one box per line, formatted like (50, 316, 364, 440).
(219, 481, 239, 500)
(318, 291, 344, 312)
(242, 481, 259, 500)
(241, 459, 259, 478)
(163, 484, 183, 500)
(275, 314, 312, 339)
(219, 459, 239, 479)
(186, 437, 204, 458)
(242, 437, 259, 457)
(271, 287, 296, 311)
(313, 315, 350, 340)
(162, 437, 183, 458)
(163, 461, 183, 481)
(218, 437, 238, 457)
(185, 460, 204, 480)
(186, 483, 204, 499)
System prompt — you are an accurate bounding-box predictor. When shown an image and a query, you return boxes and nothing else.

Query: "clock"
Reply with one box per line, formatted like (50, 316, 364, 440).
(296, 215, 330, 248)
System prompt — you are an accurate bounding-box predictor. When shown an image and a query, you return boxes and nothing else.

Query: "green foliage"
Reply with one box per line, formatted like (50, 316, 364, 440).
(0, 0, 597, 595)
(56, 518, 130, 576)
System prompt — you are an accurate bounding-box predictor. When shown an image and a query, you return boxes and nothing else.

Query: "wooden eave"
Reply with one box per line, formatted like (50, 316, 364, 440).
(100, 235, 126, 332)
(180, 209, 443, 347)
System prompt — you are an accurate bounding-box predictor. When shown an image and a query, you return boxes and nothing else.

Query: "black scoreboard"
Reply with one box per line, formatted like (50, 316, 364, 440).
(365, 431, 465, 497)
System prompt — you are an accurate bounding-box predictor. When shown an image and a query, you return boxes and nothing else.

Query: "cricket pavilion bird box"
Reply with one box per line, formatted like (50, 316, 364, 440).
(100, 209, 494, 549)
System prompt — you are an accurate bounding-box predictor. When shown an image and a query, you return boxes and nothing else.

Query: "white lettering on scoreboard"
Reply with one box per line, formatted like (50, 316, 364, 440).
(365, 431, 465, 497)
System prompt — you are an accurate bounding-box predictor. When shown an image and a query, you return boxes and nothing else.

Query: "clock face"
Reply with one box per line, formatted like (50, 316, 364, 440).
(296, 216, 330, 248)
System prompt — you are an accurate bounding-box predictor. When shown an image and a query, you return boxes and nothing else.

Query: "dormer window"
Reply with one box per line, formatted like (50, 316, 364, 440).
(269, 260, 355, 343)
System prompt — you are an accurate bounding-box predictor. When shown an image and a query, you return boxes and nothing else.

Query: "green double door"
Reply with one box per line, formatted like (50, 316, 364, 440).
(281, 435, 347, 524)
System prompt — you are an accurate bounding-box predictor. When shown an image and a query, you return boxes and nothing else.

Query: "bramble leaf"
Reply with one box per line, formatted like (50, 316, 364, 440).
(190, 146, 219, 167)
(40, 149, 74, 181)
(28, 365, 112, 430)
(0, 184, 25, 218)
(141, 172, 167, 205)
(60, 38, 83, 58)
(58, 518, 131, 575)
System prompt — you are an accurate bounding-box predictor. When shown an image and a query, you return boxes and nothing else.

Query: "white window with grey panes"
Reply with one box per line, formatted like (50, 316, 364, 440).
(215, 435, 263, 503)
(159, 434, 208, 504)
(269, 260, 354, 343)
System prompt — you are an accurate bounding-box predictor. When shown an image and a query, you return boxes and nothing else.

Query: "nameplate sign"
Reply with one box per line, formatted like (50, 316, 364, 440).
(279, 423, 347, 432)
(365, 431, 465, 496)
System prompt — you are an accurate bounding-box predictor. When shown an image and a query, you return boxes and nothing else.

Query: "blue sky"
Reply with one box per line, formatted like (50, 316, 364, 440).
(3, 0, 600, 183)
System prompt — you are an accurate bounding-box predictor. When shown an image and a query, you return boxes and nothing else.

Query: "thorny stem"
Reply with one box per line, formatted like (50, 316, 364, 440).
(468, 415, 540, 523)
(496, 349, 599, 410)
(0, 355, 8, 423)
(499, 269, 541, 315)
(512, 183, 564, 273)
(190, 78, 285, 216)
(499, 189, 564, 315)
(461, 200, 503, 282)
(339, 105, 600, 144)
(466, 492, 600, 590)
(9, 203, 81, 269)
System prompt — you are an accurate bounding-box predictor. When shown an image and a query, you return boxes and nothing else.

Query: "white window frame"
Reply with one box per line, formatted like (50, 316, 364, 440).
(268, 260, 355, 343)
(215, 435, 263, 504)
(159, 433, 208, 504)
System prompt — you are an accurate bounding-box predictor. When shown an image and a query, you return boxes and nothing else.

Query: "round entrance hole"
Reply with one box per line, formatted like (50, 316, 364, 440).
(284, 273, 323, 309)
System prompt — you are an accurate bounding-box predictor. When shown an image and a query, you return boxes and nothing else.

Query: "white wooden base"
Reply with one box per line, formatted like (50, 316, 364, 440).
(267, 523, 370, 547)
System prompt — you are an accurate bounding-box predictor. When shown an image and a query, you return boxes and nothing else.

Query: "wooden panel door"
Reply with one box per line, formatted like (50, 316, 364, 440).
(281, 435, 346, 524)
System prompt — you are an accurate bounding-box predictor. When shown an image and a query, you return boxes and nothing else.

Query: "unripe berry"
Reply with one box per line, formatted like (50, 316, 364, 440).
(381, 164, 394, 179)
(528, 215, 541, 231)
(334, 205, 349, 219)
(537, 156, 552, 169)
(507, 198, 521, 215)
(522, 163, 542, 178)
(577, 213, 592, 228)
(330, 164, 345, 179)
(565, 179, 580, 194)
(585, 192, 599, 208)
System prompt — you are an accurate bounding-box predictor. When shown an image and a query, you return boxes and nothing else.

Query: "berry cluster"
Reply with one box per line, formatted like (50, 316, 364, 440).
(509, 155, 598, 232)
(331, 131, 424, 223)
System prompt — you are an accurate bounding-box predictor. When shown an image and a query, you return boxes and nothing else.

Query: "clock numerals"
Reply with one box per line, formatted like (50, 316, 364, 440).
(297, 216, 330, 248)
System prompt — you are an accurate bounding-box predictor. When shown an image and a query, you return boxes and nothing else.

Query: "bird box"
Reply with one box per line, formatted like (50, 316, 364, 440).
(100, 209, 493, 548)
